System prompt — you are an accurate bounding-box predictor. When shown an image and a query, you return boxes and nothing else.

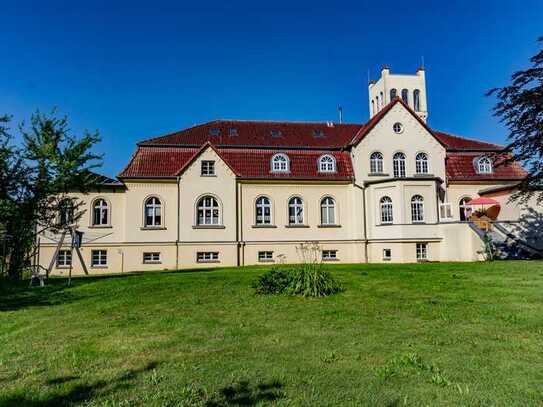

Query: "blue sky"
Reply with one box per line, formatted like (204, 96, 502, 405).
(1, 0, 542, 177)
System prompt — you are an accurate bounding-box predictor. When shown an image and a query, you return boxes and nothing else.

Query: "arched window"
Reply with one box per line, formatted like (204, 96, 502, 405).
(197, 195, 220, 225)
(144, 197, 162, 227)
(415, 152, 429, 174)
(58, 199, 74, 227)
(92, 199, 109, 226)
(413, 89, 421, 111)
(459, 197, 472, 221)
(376, 95, 380, 110)
(318, 155, 336, 173)
(370, 152, 384, 174)
(288, 197, 304, 225)
(380, 91, 384, 106)
(411, 195, 424, 223)
(401, 89, 409, 105)
(476, 157, 492, 174)
(371, 100, 375, 115)
(320, 197, 336, 225)
(393, 152, 406, 178)
(380, 196, 393, 224)
(390, 88, 397, 100)
(255, 196, 272, 225)
(271, 153, 289, 172)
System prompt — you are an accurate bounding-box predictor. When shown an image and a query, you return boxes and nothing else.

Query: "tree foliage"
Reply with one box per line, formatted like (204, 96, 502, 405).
(488, 37, 543, 204)
(0, 111, 101, 280)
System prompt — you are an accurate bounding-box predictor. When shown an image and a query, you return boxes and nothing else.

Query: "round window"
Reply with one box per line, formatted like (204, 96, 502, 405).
(393, 122, 404, 134)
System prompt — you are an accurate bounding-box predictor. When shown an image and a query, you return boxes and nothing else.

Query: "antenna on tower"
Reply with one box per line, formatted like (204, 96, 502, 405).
(338, 105, 343, 124)
(367, 69, 370, 84)
(421, 56, 425, 69)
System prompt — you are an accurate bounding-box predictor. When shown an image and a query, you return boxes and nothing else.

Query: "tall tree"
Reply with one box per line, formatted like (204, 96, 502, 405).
(488, 37, 543, 204)
(0, 111, 101, 280)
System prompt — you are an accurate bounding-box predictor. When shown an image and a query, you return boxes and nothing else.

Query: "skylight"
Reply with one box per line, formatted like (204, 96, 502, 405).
(209, 127, 220, 136)
(270, 129, 282, 137)
(229, 127, 238, 136)
(313, 129, 325, 138)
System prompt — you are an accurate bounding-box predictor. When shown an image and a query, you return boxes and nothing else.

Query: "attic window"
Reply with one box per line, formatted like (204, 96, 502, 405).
(270, 129, 282, 137)
(313, 129, 325, 138)
(209, 127, 220, 136)
(228, 127, 238, 136)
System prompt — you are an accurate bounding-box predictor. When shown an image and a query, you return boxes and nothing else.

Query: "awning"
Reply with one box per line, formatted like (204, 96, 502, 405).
(466, 197, 500, 206)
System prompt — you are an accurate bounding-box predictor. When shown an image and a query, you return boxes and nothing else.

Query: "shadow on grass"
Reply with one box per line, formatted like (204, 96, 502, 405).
(0, 362, 160, 407)
(206, 380, 284, 406)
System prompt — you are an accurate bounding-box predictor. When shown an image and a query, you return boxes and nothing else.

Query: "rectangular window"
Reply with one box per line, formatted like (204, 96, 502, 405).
(57, 250, 72, 267)
(439, 203, 453, 221)
(258, 251, 274, 262)
(91, 250, 107, 267)
(322, 250, 338, 261)
(383, 248, 391, 261)
(143, 252, 161, 264)
(416, 243, 428, 261)
(197, 252, 219, 263)
(201, 160, 215, 176)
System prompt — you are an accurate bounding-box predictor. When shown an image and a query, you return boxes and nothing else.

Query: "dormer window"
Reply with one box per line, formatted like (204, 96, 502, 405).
(318, 155, 336, 173)
(271, 153, 289, 172)
(228, 127, 238, 136)
(270, 129, 282, 138)
(209, 127, 220, 136)
(313, 129, 325, 138)
(475, 157, 493, 174)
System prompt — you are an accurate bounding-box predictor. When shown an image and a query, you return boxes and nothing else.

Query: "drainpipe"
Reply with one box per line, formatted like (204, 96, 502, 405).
(176, 176, 180, 270)
(353, 182, 368, 263)
(235, 180, 240, 266)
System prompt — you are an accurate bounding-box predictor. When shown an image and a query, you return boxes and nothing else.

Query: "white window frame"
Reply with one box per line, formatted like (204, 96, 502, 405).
(318, 155, 336, 173)
(91, 250, 107, 267)
(411, 195, 425, 223)
(393, 152, 406, 178)
(380, 196, 393, 224)
(370, 152, 384, 174)
(143, 252, 161, 264)
(258, 251, 274, 262)
(255, 196, 272, 225)
(271, 153, 290, 173)
(57, 250, 72, 267)
(383, 248, 391, 261)
(415, 152, 429, 174)
(144, 197, 162, 227)
(288, 197, 304, 225)
(320, 197, 336, 225)
(201, 160, 216, 176)
(416, 243, 428, 261)
(393, 122, 404, 134)
(413, 89, 421, 111)
(197, 195, 220, 226)
(439, 203, 454, 221)
(476, 157, 493, 174)
(322, 250, 338, 261)
(92, 198, 109, 226)
(197, 252, 219, 263)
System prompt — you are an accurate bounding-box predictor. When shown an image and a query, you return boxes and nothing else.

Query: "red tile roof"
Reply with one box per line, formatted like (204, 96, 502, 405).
(434, 131, 504, 151)
(139, 120, 361, 149)
(119, 145, 353, 180)
(446, 152, 526, 181)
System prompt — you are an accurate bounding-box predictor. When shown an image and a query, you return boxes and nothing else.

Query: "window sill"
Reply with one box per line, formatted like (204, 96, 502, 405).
(322, 258, 340, 262)
(383, 258, 391, 261)
(89, 225, 113, 229)
(414, 173, 434, 177)
(318, 224, 341, 228)
(197, 260, 220, 264)
(252, 225, 277, 228)
(285, 224, 310, 228)
(380, 223, 394, 226)
(200, 174, 217, 177)
(412, 221, 426, 224)
(91, 265, 108, 269)
(417, 259, 429, 263)
(143, 261, 162, 265)
(56, 265, 71, 269)
(258, 259, 275, 263)
(140, 227, 167, 231)
(192, 225, 226, 229)
(368, 173, 389, 177)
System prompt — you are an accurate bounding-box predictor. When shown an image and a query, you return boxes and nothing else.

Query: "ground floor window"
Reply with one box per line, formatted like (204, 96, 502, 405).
(383, 248, 391, 261)
(440, 203, 453, 220)
(416, 243, 428, 261)
(143, 252, 161, 264)
(258, 251, 274, 262)
(57, 250, 72, 267)
(91, 250, 107, 267)
(322, 250, 338, 261)
(197, 252, 219, 263)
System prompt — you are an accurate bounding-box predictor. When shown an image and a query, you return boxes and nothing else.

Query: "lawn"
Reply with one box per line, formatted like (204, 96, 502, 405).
(1, 261, 543, 406)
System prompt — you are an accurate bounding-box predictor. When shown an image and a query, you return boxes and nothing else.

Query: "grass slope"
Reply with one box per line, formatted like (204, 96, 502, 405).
(1, 261, 543, 406)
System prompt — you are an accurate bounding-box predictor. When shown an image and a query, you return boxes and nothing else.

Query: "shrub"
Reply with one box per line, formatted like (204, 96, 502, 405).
(286, 265, 342, 297)
(252, 267, 292, 295)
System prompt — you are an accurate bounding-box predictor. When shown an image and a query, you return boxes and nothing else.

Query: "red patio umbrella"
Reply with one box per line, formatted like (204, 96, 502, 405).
(466, 197, 500, 206)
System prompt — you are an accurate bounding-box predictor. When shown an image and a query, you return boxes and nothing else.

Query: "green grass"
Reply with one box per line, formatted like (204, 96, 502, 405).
(1, 261, 543, 406)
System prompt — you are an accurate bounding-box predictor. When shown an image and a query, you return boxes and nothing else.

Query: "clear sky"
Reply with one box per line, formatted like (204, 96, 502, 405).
(1, 0, 542, 177)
